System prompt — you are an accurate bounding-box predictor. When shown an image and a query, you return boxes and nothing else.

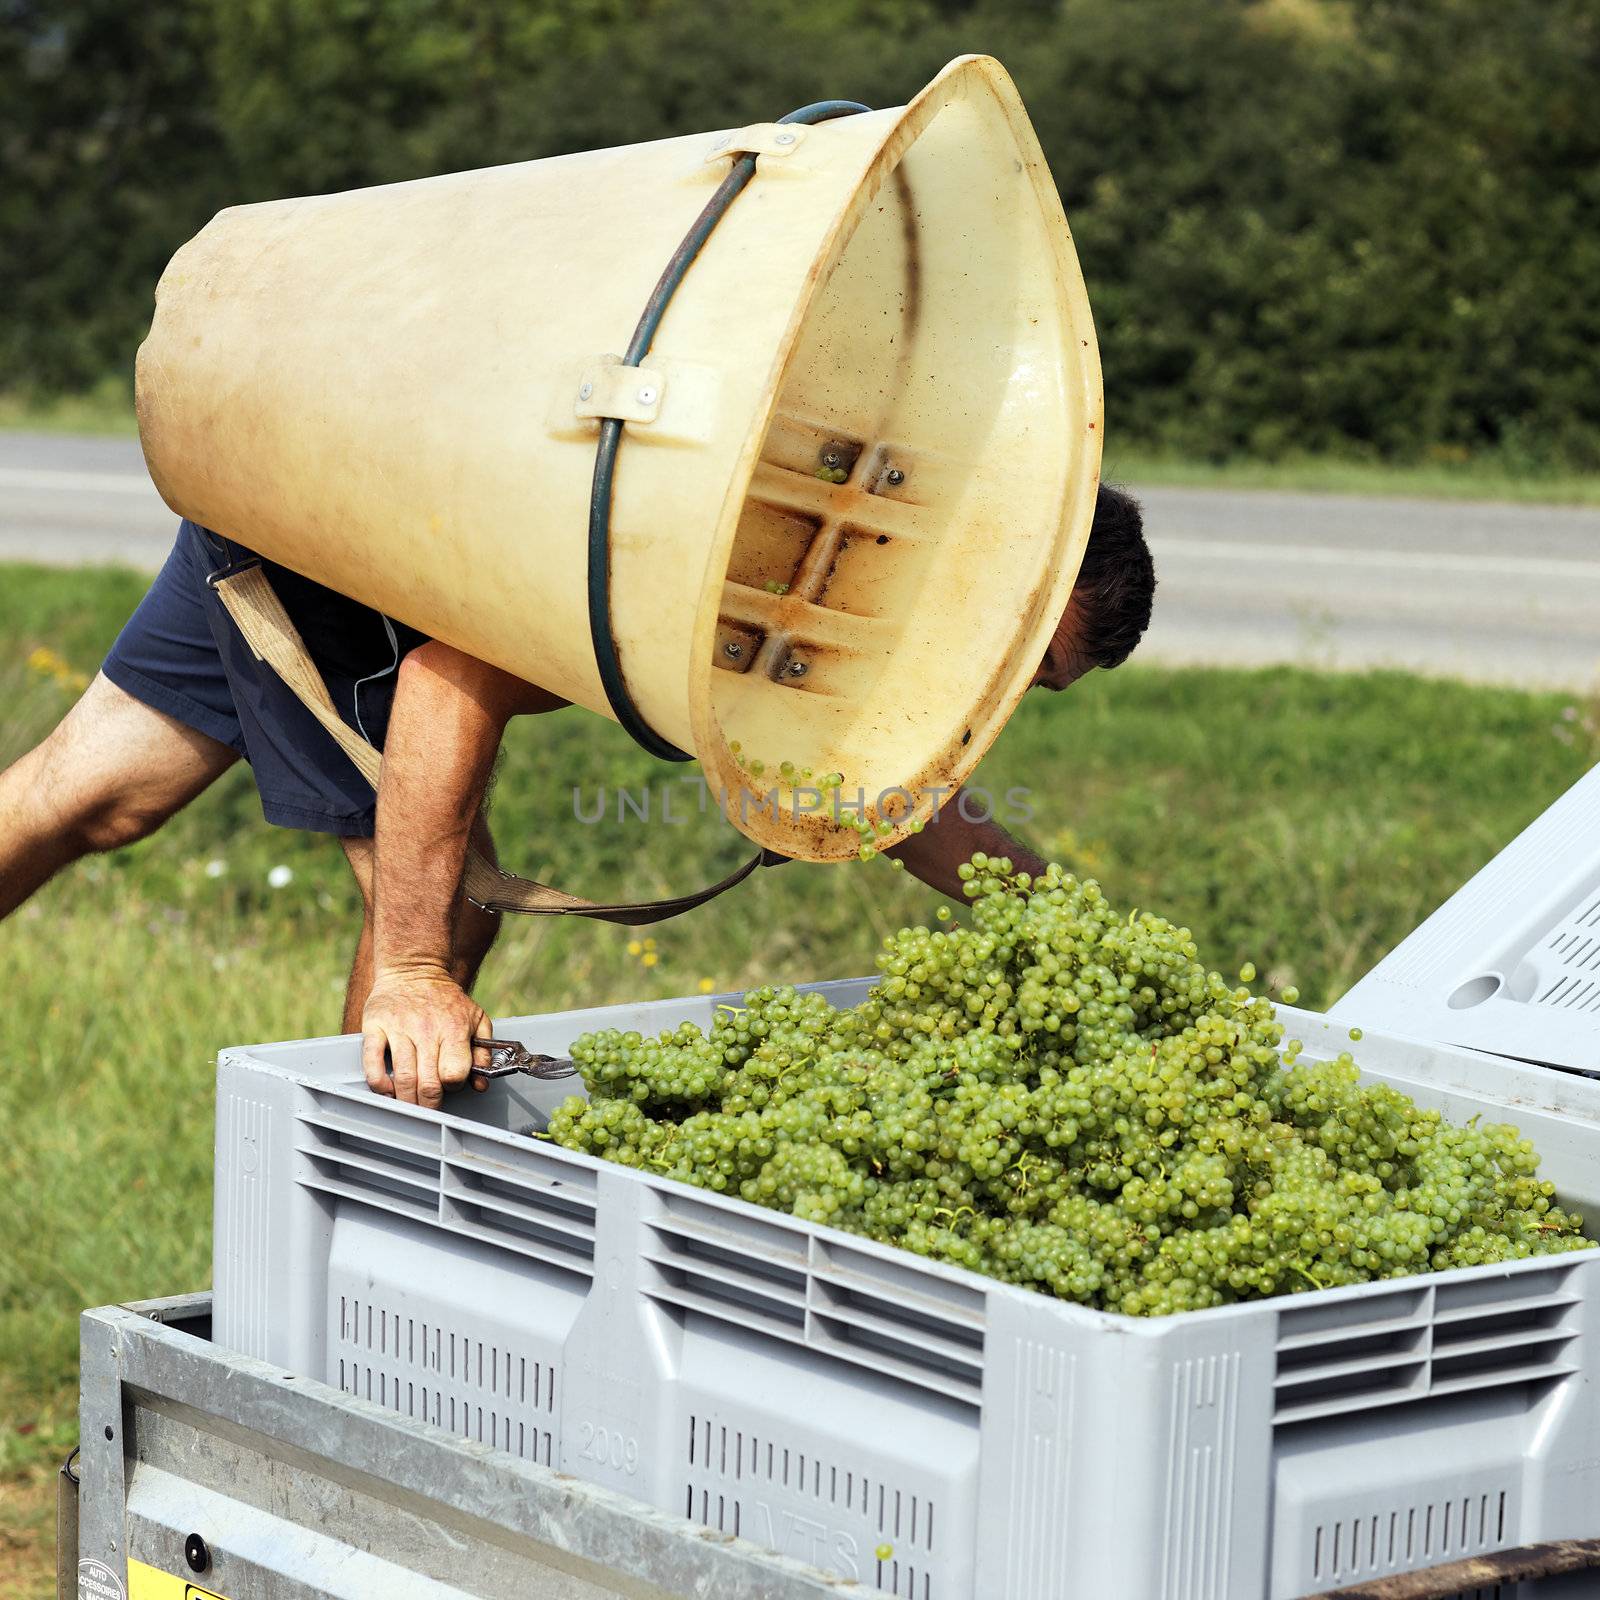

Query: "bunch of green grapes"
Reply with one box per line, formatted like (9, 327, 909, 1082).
(544, 859, 1594, 1316)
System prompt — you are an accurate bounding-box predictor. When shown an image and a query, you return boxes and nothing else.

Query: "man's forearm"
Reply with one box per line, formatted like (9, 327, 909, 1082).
(363, 643, 558, 1106)
(372, 645, 512, 977)
(886, 790, 1047, 900)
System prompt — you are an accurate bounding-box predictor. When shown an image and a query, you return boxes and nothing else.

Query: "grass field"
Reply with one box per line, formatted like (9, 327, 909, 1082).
(0, 563, 1595, 1592)
(0, 381, 139, 438)
(1106, 449, 1600, 507)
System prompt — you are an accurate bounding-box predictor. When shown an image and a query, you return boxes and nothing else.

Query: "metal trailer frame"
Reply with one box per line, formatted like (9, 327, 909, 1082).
(65, 1293, 853, 1599)
(64, 1295, 1600, 1600)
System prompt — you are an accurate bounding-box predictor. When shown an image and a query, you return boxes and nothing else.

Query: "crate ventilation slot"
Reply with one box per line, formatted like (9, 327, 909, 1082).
(684, 1413, 935, 1599)
(1531, 889, 1600, 1011)
(1309, 1490, 1509, 1589)
(335, 1293, 557, 1465)
(297, 1093, 597, 1276)
(297, 1108, 442, 1219)
(1273, 1266, 1580, 1426)
(644, 1193, 984, 1404)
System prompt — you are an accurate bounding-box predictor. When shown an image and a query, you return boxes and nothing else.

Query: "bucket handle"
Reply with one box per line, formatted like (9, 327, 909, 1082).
(585, 98, 871, 762)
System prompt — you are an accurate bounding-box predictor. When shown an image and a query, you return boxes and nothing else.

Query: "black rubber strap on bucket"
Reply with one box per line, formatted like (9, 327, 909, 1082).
(587, 98, 872, 763)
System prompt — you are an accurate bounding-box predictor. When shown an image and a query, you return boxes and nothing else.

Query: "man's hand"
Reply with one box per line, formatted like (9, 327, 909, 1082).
(361, 967, 492, 1109)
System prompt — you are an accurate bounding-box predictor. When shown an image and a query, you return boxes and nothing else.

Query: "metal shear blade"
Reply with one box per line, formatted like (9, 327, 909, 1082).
(471, 1037, 578, 1081)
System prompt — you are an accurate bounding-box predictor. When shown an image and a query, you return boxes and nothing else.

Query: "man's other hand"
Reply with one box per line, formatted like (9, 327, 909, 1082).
(361, 968, 492, 1109)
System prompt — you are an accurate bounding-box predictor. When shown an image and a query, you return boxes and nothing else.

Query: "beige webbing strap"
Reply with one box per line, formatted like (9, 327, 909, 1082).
(211, 564, 780, 923)
(213, 565, 383, 786)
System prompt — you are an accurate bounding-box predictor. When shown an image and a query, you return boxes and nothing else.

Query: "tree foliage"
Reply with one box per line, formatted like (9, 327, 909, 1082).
(3, 0, 1596, 465)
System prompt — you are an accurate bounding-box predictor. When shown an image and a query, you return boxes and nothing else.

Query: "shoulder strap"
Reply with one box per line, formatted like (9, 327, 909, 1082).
(209, 562, 780, 922)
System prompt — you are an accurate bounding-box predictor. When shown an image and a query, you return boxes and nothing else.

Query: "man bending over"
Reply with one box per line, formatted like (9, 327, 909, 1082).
(361, 484, 1155, 1107)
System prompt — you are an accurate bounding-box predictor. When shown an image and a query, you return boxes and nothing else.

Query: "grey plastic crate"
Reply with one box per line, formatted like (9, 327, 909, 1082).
(1334, 761, 1600, 1073)
(215, 985, 1600, 1600)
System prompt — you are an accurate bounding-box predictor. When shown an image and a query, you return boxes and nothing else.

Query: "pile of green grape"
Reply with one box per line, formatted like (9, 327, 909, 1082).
(546, 859, 1593, 1316)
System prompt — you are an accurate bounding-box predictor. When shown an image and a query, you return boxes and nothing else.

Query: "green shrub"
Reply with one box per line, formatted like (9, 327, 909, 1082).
(4, 0, 1598, 464)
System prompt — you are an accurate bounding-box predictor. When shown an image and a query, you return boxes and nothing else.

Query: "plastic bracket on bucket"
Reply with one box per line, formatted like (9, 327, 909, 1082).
(704, 123, 808, 163)
(574, 355, 666, 425)
(553, 355, 722, 446)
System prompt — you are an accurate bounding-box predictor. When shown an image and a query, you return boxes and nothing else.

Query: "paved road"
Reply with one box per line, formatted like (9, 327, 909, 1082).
(1134, 484, 1600, 691)
(3, 432, 1597, 690)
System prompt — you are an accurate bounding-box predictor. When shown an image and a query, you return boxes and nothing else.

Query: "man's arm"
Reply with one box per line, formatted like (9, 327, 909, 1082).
(360, 641, 546, 1108)
(885, 788, 1047, 900)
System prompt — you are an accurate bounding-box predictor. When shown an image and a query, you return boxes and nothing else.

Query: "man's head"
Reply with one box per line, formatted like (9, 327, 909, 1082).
(1031, 483, 1155, 691)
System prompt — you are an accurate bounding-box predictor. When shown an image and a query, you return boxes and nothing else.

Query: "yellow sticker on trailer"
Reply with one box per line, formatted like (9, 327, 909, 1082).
(126, 1559, 228, 1600)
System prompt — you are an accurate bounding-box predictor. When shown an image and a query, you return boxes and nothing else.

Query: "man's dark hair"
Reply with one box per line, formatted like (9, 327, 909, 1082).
(1071, 482, 1155, 670)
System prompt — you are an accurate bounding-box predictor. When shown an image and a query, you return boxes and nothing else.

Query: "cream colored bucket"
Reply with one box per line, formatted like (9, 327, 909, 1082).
(136, 54, 1101, 861)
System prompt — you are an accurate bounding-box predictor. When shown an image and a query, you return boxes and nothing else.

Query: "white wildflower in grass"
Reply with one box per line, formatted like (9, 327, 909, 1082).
(267, 864, 293, 889)
(204, 859, 228, 879)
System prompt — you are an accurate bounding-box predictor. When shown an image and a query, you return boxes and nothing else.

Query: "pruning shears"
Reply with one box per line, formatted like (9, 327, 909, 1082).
(467, 1036, 579, 1083)
(382, 1036, 578, 1087)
